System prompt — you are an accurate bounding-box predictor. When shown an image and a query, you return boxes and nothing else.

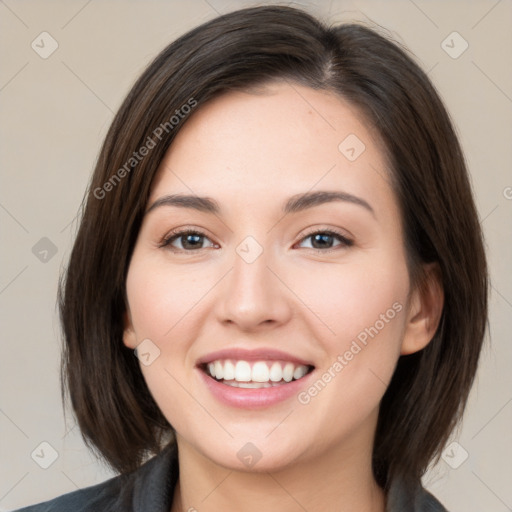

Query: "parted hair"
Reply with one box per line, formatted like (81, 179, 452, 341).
(59, 4, 488, 489)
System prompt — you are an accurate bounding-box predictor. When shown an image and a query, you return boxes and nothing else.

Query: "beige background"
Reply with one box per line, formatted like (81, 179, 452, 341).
(1, 1, 511, 511)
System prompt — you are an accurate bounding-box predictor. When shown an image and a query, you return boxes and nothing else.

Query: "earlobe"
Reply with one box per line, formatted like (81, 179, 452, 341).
(122, 310, 137, 349)
(400, 263, 444, 355)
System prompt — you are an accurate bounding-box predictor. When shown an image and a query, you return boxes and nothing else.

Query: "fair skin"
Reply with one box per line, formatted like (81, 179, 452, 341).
(123, 82, 443, 512)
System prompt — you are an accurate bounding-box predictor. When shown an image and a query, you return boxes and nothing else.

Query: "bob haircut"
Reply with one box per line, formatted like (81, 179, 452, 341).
(59, 4, 488, 490)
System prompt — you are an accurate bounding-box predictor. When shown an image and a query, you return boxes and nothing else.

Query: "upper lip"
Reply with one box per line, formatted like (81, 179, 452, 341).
(196, 348, 315, 368)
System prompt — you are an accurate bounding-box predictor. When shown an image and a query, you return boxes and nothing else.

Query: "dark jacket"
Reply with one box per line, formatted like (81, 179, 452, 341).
(13, 443, 448, 511)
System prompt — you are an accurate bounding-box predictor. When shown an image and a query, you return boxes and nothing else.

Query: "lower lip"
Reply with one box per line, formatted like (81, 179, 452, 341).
(197, 367, 315, 409)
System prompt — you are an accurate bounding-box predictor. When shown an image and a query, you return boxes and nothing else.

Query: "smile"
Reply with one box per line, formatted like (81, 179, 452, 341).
(195, 347, 316, 408)
(203, 359, 313, 388)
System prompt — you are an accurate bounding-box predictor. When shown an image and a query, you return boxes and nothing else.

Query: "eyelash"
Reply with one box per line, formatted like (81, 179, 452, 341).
(159, 227, 354, 254)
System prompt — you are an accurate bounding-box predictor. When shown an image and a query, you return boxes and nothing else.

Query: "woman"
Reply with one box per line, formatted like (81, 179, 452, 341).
(15, 5, 487, 511)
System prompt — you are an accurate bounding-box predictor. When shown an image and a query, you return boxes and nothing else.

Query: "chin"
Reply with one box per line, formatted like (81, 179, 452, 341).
(200, 439, 303, 474)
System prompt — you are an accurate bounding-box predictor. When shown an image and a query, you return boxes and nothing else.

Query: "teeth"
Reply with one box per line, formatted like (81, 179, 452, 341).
(205, 359, 311, 384)
(235, 361, 252, 382)
(269, 362, 282, 382)
(223, 360, 235, 380)
(282, 362, 294, 382)
(214, 360, 224, 380)
(232, 381, 272, 388)
(251, 361, 270, 382)
(224, 381, 278, 388)
(293, 365, 308, 380)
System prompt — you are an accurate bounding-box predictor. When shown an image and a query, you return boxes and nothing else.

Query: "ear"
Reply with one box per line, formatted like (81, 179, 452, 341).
(122, 310, 138, 349)
(401, 262, 444, 355)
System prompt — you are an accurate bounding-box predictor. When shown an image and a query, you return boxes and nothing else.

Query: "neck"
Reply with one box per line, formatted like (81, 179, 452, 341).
(170, 432, 386, 512)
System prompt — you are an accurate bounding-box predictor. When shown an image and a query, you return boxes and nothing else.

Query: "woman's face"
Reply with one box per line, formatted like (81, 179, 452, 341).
(123, 82, 421, 471)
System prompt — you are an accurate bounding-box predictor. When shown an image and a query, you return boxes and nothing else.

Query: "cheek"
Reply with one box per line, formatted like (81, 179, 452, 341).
(289, 253, 409, 346)
(125, 257, 208, 423)
(125, 256, 211, 342)
(291, 251, 409, 406)
(125, 255, 216, 403)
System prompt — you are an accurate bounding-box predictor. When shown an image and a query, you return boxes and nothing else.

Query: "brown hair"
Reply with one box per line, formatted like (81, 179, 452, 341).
(59, 4, 488, 489)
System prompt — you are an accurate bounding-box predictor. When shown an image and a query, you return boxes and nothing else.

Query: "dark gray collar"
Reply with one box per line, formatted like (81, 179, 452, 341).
(386, 474, 448, 511)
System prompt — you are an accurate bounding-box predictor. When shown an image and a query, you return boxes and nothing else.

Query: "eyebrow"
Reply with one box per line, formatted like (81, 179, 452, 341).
(146, 190, 375, 217)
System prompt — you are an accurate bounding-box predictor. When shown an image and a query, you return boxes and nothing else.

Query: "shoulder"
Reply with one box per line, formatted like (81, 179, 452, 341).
(11, 473, 128, 512)
(416, 486, 449, 512)
(11, 443, 178, 512)
(386, 476, 449, 512)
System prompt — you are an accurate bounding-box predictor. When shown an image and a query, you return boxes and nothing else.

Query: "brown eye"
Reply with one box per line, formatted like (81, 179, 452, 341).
(160, 230, 215, 251)
(296, 230, 353, 252)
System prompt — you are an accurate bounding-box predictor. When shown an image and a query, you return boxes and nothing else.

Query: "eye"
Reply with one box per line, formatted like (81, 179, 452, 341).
(159, 227, 353, 253)
(159, 229, 217, 252)
(295, 229, 353, 252)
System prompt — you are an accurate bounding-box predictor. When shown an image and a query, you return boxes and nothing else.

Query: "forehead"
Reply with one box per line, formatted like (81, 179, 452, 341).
(149, 82, 393, 218)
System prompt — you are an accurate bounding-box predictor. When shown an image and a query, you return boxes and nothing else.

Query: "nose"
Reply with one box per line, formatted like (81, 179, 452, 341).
(215, 241, 293, 332)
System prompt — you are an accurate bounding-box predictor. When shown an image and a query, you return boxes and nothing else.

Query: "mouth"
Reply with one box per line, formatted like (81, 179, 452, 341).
(195, 347, 316, 408)
(199, 359, 315, 388)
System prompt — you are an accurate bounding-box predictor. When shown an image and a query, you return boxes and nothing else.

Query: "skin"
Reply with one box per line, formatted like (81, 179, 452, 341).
(123, 82, 444, 512)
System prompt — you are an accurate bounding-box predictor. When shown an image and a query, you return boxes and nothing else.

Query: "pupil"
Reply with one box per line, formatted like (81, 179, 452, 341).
(313, 233, 332, 248)
(183, 234, 202, 249)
